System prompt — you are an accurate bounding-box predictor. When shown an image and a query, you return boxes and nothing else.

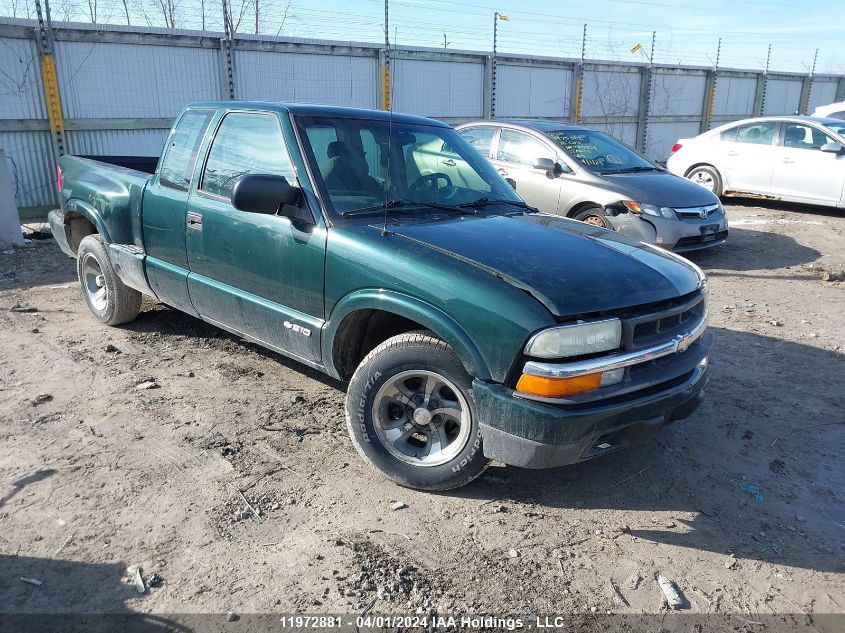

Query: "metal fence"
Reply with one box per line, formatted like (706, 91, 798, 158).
(1, 17, 844, 219)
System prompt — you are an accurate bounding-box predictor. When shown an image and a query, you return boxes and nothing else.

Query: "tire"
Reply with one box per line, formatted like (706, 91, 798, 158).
(685, 164, 723, 196)
(76, 235, 142, 326)
(345, 331, 489, 491)
(573, 205, 613, 229)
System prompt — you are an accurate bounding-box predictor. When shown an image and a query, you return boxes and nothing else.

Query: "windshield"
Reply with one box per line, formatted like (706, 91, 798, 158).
(546, 129, 655, 174)
(296, 116, 523, 217)
(822, 121, 845, 137)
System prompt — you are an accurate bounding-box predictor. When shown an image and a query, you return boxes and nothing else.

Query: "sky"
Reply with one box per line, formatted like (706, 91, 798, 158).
(2, 0, 843, 74)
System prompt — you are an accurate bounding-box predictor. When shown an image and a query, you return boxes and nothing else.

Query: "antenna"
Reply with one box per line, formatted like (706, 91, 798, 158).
(382, 3, 395, 237)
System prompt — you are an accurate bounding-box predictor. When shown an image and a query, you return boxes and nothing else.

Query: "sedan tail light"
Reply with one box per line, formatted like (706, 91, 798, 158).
(56, 165, 63, 192)
(670, 143, 683, 154)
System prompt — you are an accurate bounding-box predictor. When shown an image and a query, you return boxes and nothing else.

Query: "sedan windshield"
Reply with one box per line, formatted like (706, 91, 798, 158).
(296, 116, 523, 218)
(546, 129, 655, 174)
(822, 121, 845, 137)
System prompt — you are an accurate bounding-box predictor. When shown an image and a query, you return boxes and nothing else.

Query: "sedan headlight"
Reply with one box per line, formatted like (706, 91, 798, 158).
(622, 200, 676, 219)
(525, 318, 622, 358)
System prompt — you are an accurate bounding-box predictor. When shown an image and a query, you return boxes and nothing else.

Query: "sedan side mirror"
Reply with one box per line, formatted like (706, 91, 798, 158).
(820, 141, 844, 154)
(532, 157, 568, 177)
(232, 174, 301, 215)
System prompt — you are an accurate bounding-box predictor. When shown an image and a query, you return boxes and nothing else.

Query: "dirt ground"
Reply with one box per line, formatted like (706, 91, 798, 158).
(1, 201, 843, 630)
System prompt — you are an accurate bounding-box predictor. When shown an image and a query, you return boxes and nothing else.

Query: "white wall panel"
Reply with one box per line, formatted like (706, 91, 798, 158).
(763, 79, 803, 115)
(237, 51, 377, 108)
(646, 121, 701, 162)
(650, 72, 706, 117)
(712, 75, 757, 117)
(66, 129, 168, 157)
(582, 70, 641, 118)
(808, 80, 839, 113)
(497, 65, 572, 118)
(56, 41, 220, 119)
(0, 37, 46, 119)
(0, 131, 56, 209)
(393, 59, 483, 118)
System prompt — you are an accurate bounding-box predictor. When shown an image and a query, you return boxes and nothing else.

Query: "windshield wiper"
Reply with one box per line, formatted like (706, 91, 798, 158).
(456, 197, 537, 212)
(342, 199, 473, 217)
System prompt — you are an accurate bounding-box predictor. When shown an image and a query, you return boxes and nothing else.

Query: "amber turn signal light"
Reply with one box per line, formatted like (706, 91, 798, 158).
(516, 372, 603, 398)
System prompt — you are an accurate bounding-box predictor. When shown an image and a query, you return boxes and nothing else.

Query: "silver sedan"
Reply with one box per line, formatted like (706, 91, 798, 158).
(667, 116, 845, 209)
(451, 120, 728, 252)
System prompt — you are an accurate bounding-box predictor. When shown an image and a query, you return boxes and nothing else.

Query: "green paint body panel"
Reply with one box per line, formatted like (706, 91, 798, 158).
(54, 101, 706, 422)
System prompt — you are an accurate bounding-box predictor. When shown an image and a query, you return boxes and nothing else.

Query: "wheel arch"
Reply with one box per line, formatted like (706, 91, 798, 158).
(565, 200, 604, 218)
(323, 290, 491, 382)
(63, 199, 112, 255)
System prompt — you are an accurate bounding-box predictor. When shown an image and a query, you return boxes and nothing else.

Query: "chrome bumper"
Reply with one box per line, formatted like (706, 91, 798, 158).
(519, 313, 708, 386)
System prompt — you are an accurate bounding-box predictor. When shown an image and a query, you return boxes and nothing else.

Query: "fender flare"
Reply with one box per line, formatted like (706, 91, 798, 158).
(64, 198, 114, 244)
(322, 289, 491, 381)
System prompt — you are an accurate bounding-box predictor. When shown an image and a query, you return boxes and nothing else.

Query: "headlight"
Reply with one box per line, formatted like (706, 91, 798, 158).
(525, 318, 622, 358)
(622, 200, 676, 219)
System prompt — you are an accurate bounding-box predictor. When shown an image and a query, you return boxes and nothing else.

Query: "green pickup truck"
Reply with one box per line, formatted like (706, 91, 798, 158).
(50, 101, 711, 491)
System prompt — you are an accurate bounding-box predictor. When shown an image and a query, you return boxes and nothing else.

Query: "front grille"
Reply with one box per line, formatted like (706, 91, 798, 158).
(676, 230, 728, 247)
(623, 291, 706, 351)
(673, 203, 720, 221)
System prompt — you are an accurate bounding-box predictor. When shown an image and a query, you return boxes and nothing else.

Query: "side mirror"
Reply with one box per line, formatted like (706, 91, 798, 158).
(820, 141, 844, 154)
(505, 177, 517, 190)
(231, 174, 301, 215)
(532, 157, 567, 177)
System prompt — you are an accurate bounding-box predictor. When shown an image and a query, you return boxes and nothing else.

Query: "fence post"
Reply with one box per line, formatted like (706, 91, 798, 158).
(220, 0, 237, 99)
(570, 62, 583, 124)
(483, 55, 493, 118)
(33, 0, 65, 207)
(798, 74, 813, 115)
(378, 49, 391, 111)
(700, 69, 717, 133)
(636, 64, 651, 152)
(753, 71, 766, 116)
(836, 77, 845, 103)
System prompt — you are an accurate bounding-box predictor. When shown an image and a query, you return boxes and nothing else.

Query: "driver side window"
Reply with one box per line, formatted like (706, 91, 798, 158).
(496, 129, 555, 166)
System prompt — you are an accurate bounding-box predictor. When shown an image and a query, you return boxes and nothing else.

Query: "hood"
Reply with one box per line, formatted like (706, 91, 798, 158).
(388, 213, 703, 317)
(601, 170, 718, 208)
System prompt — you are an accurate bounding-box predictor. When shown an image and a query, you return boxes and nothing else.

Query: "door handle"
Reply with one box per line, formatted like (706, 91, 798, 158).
(782, 158, 794, 164)
(727, 151, 738, 156)
(442, 159, 456, 167)
(497, 167, 509, 176)
(187, 212, 203, 230)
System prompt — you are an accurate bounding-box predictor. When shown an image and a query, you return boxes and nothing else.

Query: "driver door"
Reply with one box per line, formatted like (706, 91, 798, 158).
(489, 128, 563, 213)
(185, 110, 326, 363)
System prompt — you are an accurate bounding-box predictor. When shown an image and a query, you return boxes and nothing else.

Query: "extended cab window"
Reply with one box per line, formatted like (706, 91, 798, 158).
(158, 109, 214, 191)
(200, 112, 295, 200)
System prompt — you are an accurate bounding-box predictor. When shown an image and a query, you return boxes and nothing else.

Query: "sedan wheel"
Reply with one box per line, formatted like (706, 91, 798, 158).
(685, 165, 723, 196)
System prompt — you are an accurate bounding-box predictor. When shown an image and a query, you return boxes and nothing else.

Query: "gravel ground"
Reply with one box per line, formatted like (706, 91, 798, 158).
(1, 201, 843, 629)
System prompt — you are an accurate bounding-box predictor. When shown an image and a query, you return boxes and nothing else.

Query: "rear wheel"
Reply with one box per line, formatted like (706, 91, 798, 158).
(76, 235, 142, 326)
(685, 164, 723, 195)
(345, 331, 488, 491)
(573, 206, 612, 229)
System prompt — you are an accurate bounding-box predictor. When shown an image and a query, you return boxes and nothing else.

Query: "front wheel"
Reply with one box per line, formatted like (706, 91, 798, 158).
(573, 206, 613, 229)
(345, 331, 488, 491)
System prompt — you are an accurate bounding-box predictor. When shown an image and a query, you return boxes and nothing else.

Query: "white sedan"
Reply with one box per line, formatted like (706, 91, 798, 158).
(667, 116, 845, 209)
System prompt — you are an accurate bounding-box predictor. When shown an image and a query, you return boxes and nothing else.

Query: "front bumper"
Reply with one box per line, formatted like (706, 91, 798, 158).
(475, 336, 711, 469)
(650, 211, 729, 252)
(612, 211, 728, 252)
